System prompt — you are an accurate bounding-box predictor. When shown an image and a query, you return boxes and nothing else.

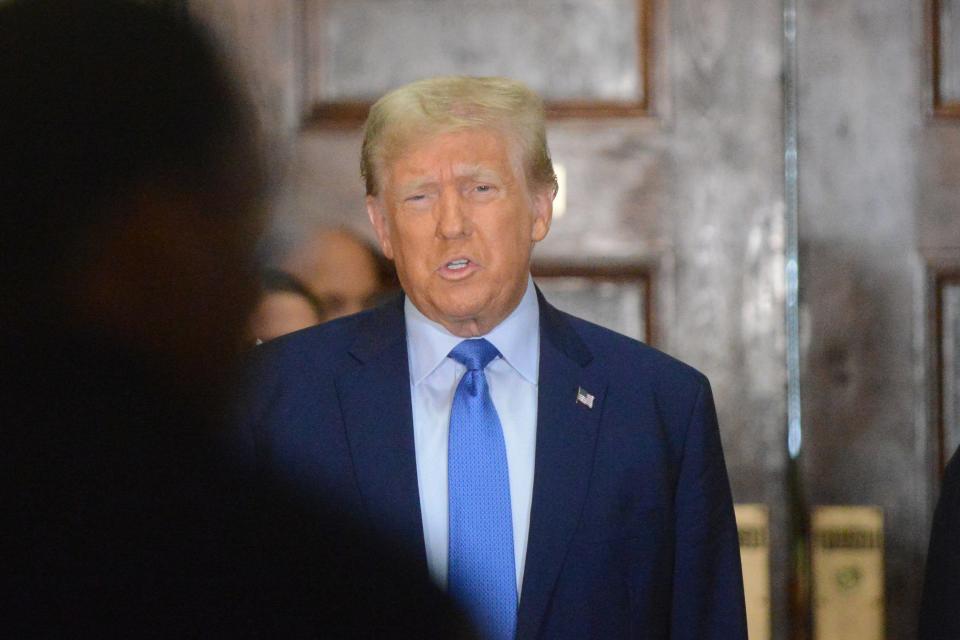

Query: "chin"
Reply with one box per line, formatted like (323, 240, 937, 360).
(434, 295, 489, 324)
(437, 302, 485, 324)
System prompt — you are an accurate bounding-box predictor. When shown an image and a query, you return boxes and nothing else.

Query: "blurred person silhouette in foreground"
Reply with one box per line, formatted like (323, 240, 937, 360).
(0, 1, 462, 636)
(249, 268, 324, 342)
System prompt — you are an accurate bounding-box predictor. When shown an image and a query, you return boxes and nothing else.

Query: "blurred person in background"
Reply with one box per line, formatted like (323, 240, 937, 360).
(0, 1, 462, 636)
(250, 226, 399, 341)
(280, 226, 399, 320)
(249, 268, 324, 342)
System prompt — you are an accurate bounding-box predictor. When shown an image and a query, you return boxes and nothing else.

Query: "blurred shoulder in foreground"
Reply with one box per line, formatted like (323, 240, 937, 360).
(0, 1, 463, 636)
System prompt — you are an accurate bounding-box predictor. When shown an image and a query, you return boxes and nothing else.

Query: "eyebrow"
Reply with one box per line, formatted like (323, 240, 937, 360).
(396, 177, 438, 194)
(393, 164, 507, 195)
(453, 164, 504, 182)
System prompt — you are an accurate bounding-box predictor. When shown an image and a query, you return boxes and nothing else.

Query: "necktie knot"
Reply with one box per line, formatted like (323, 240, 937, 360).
(448, 338, 500, 372)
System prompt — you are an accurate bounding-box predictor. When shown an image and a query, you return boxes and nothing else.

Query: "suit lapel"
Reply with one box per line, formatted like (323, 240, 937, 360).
(516, 292, 607, 640)
(335, 296, 427, 573)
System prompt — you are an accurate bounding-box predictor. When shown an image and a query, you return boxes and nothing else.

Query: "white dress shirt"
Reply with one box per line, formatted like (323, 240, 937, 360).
(405, 276, 539, 596)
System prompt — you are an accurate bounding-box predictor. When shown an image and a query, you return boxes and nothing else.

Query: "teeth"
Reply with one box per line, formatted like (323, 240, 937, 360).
(447, 259, 469, 270)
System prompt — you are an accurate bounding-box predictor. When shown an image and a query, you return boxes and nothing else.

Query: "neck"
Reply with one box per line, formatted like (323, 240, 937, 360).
(442, 316, 495, 338)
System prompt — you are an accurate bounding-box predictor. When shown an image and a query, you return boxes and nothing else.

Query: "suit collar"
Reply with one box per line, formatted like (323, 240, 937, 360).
(346, 285, 589, 367)
(404, 276, 541, 385)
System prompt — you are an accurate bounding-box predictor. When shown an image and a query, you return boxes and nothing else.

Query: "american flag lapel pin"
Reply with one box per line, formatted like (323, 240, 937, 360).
(576, 386, 594, 409)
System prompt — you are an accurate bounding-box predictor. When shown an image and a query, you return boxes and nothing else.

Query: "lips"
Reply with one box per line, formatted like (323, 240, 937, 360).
(438, 256, 479, 279)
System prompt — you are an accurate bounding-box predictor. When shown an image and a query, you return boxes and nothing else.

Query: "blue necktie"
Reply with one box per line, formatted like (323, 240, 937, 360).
(447, 339, 517, 640)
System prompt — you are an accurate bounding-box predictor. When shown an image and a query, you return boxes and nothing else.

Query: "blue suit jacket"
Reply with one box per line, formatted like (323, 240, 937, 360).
(239, 291, 747, 639)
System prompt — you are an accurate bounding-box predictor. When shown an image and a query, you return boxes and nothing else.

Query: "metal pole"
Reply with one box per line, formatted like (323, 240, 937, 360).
(783, 0, 810, 638)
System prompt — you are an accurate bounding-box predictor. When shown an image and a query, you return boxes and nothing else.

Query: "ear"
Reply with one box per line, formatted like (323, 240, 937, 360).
(529, 185, 554, 243)
(366, 195, 394, 259)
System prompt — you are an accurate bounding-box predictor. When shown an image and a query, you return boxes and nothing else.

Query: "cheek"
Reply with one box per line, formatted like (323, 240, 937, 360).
(394, 218, 436, 260)
(386, 229, 428, 287)
(494, 216, 535, 264)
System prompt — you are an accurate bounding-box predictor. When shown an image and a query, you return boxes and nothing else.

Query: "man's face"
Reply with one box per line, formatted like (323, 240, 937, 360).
(367, 127, 553, 337)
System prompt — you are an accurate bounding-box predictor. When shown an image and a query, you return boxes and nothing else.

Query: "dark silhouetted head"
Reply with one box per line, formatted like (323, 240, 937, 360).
(0, 0, 266, 386)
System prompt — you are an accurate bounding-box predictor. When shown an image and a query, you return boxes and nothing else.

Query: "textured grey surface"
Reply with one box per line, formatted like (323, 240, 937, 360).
(310, 0, 641, 102)
(798, 1, 930, 638)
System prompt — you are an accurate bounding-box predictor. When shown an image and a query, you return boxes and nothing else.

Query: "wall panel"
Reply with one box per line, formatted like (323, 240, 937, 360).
(934, 0, 960, 115)
(303, 0, 653, 124)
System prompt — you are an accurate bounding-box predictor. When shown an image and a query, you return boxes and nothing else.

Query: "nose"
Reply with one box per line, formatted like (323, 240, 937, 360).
(436, 189, 469, 239)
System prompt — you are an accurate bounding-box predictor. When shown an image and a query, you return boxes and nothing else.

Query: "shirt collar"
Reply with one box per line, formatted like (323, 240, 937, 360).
(405, 275, 540, 386)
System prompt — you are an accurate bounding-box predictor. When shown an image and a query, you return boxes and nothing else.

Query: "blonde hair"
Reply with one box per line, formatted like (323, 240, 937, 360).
(361, 75, 557, 197)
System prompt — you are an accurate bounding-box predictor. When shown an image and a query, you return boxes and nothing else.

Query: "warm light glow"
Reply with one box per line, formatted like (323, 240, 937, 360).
(553, 163, 567, 218)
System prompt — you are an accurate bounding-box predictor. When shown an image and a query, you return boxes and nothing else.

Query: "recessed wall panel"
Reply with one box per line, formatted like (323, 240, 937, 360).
(936, 0, 960, 111)
(305, 0, 649, 121)
(532, 275, 648, 343)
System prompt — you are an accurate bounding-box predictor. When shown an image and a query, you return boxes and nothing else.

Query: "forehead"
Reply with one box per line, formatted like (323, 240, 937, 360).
(386, 127, 521, 186)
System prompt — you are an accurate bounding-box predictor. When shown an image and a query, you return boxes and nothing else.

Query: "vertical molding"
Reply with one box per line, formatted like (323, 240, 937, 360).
(782, 0, 809, 638)
(783, 0, 801, 468)
(639, 0, 655, 115)
(932, 0, 944, 112)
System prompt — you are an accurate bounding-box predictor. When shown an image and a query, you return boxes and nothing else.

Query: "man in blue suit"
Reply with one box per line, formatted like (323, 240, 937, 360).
(241, 76, 746, 639)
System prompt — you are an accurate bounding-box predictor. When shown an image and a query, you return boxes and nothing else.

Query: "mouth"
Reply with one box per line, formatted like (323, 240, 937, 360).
(438, 257, 479, 280)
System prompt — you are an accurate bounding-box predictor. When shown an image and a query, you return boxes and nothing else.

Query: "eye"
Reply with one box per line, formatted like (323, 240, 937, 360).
(471, 183, 498, 197)
(401, 193, 433, 209)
